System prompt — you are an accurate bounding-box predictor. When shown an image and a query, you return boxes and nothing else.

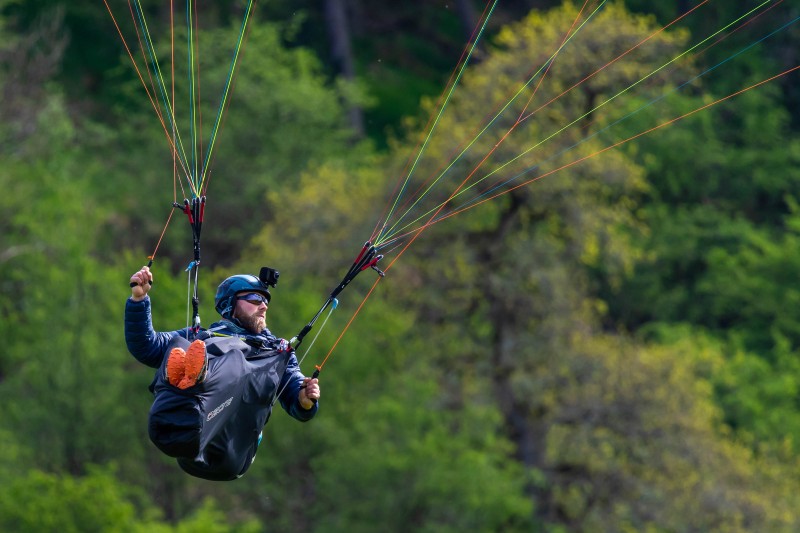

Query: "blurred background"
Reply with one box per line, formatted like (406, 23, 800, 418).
(1, 0, 800, 531)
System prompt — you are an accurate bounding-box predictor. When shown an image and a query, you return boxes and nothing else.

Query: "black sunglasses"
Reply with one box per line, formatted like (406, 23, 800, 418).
(238, 293, 269, 305)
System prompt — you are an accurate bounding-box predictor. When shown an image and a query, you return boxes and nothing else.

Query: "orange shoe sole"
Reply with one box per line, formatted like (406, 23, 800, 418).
(178, 339, 207, 389)
(166, 347, 186, 387)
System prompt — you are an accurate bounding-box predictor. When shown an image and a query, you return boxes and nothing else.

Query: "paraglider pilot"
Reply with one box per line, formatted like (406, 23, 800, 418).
(124, 265, 320, 480)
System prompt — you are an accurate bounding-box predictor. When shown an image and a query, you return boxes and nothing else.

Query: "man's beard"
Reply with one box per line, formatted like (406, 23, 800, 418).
(233, 309, 266, 334)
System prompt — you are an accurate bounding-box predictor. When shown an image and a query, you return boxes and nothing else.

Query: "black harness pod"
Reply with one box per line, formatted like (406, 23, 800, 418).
(147, 335, 291, 481)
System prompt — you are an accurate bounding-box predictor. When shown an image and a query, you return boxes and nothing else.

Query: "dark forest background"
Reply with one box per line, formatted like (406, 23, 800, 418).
(2, 1, 800, 531)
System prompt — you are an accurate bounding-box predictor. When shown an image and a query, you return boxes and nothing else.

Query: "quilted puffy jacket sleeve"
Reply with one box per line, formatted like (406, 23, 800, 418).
(277, 351, 318, 421)
(125, 296, 186, 368)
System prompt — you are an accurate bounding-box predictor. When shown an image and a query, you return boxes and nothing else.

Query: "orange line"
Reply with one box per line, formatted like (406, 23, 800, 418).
(370, 0, 498, 242)
(149, 207, 176, 261)
(519, 0, 710, 125)
(200, 0, 261, 197)
(330, 63, 800, 364)
(435, 64, 800, 229)
(103, 0, 192, 181)
(318, 275, 383, 370)
(382, 0, 593, 241)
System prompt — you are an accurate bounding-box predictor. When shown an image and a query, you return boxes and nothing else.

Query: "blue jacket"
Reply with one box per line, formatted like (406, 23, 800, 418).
(124, 296, 317, 421)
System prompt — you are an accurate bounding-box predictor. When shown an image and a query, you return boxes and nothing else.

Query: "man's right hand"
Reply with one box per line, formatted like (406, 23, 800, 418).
(130, 266, 153, 301)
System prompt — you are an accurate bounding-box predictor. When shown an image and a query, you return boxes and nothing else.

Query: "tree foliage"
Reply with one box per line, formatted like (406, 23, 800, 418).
(1, 1, 800, 531)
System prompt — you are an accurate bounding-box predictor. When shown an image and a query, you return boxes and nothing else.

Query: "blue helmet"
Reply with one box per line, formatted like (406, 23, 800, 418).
(214, 274, 271, 319)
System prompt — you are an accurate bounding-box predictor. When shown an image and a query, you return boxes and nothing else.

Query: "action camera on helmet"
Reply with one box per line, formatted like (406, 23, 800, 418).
(259, 267, 280, 288)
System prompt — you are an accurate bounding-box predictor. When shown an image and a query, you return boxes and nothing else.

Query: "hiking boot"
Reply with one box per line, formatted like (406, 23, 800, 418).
(178, 339, 207, 389)
(166, 347, 186, 387)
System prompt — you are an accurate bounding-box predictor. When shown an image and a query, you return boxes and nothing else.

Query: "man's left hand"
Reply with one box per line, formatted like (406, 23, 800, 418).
(299, 377, 320, 409)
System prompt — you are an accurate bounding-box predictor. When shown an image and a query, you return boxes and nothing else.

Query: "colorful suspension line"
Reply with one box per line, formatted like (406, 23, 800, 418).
(106, 0, 258, 198)
(373, 0, 605, 248)
(324, 1, 798, 371)
(312, 0, 589, 374)
(379, 62, 800, 254)
(373, 0, 501, 246)
(197, 0, 256, 194)
(373, 0, 784, 249)
(105, 0, 258, 331)
(445, 1, 797, 222)
(433, 10, 800, 227)
(370, 0, 500, 242)
(315, 58, 799, 375)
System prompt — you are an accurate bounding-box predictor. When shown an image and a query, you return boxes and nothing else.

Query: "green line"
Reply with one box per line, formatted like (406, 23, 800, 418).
(379, 0, 774, 243)
(375, 0, 500, 245)
(132, 0, 194, 192)
(198, 0, 256, 194)
(188, 0, 199, 194)
(377, 0, 605, 245)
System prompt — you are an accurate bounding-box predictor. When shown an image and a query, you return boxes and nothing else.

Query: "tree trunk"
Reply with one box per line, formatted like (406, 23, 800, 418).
(455, 0, 479, 41)
(324, 0, 365, 139)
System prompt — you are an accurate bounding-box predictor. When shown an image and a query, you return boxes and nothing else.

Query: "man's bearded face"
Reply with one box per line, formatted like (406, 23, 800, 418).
(232, 293, 267, 333)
